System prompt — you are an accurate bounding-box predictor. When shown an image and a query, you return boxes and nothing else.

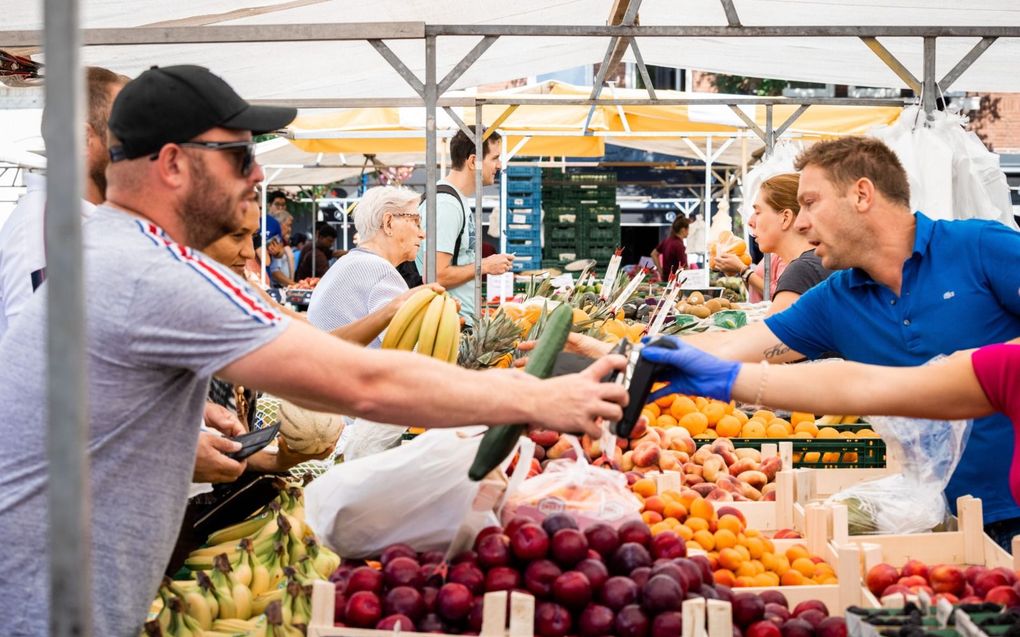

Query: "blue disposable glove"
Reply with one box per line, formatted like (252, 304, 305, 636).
(641, 335, 742, 402)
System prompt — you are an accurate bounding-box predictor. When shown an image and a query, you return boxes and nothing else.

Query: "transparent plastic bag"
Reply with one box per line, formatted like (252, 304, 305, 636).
(501, 436, 642, 530)
(827, 410, 972, 535)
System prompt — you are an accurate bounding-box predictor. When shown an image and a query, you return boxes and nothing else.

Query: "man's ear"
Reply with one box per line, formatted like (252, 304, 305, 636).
(853, 177, 876, 212)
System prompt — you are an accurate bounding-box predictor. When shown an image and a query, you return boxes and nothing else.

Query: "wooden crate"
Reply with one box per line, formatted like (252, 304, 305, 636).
(794, 496, 1016, 575)
(308, 581, 738, 637)
(307, 581, 535, 637)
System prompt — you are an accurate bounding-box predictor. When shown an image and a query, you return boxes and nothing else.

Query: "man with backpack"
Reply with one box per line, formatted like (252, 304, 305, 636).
(413, 127, 514, 324)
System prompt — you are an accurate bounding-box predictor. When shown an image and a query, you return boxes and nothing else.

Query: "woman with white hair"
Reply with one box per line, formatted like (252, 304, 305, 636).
(307, 186, 428, 345)
(306, 186, 432, 459)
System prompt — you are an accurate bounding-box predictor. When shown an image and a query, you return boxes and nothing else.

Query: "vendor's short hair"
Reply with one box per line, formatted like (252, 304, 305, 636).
(354, 186, 422, 242)
(450, 127, 502, 170)
(794, 137, 910, 208)
(670, 216, 690, 236)
(316, 221, 338, 239)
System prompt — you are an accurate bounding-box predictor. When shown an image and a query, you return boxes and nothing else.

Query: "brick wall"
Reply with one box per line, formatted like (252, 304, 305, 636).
(967, 93, 1020, 154)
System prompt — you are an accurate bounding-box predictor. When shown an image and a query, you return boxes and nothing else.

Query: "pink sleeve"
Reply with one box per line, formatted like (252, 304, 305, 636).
(971, 344, 1020, 414)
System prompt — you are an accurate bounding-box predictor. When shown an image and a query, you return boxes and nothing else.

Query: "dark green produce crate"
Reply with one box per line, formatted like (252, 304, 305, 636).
(585, 246, 618, 265)
(544, 222, 580, 243)
(583, 225, 621, 245)
(694, 424, 886, 469)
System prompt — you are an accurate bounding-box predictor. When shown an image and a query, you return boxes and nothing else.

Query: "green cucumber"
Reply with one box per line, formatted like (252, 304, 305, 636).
(468, 303, 574, 481)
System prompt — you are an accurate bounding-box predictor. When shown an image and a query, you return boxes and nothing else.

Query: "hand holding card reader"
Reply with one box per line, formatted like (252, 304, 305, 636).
(226, 422, 280, 460)
(611, 337, 679, 439)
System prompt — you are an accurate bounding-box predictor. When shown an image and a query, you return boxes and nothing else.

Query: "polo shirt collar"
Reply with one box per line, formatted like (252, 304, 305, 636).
(847, 212, 933, 289)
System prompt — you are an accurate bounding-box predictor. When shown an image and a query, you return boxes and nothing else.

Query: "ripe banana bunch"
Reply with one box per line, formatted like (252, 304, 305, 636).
(381, 288, 461, 363)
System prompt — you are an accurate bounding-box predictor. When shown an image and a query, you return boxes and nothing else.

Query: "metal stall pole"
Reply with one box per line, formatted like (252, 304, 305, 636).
(260, 182, 269, 287)
(474, 104, 484, 323)
(499, 138, 508, 255)
(43, 0, 91, 634)
(762, 105, 774, 302)
(311, 192, 318, 279)
(703, 135, 713, 256)
(424, 35, 439, 282)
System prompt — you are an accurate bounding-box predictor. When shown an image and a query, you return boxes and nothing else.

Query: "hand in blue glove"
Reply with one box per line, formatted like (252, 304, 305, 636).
(641, 335, 742, 402)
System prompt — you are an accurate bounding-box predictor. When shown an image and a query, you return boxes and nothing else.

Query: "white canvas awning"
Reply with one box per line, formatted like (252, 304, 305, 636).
(4, 1, 1020, 101)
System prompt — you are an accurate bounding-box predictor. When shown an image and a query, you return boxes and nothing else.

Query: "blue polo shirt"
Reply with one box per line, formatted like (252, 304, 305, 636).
(765, 212, 1020, 523)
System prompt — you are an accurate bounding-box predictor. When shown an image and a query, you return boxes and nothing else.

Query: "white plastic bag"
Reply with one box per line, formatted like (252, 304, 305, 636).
(827, 409, 972, 535)
(340, 418, 406, 461)
(305, 426, 502, 558)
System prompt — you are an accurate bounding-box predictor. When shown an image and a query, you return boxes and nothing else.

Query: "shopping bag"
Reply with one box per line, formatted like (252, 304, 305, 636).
(305, 426, 504, 558)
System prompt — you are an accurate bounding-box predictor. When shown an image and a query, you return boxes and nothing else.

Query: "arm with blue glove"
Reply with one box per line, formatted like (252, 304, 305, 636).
(641, 336, 996, 420)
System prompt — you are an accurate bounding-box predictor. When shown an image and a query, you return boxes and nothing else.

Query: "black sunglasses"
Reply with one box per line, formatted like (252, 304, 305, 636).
(174, 140, 257, 177)
(107, 140, 256, 177)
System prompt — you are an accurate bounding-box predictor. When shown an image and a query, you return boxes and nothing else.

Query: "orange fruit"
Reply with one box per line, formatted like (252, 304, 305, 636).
(803, 451, 821, 463)
(717, 514, 743, 535)
(734, 575, 757, 588)
(840, 431, 857, 439)
(694, 396, 709, 410)
(702, 402, 727, 426)
(713, 569, 736, 587)
(663, 500, 688, 521)
(715, 415, 742, 438)
(735, 561, 758, 578)
(678, 412, 709, 436)
(740, 421, 767, 438)
(790, 412, 815, 426)
(856, 428, 880, 438)
(818, 575, 839, 585)
(656, 414, 678, 429)
(689, 497, 716, 521)
(794, 421, 819, 437)
(632, 478, 656, 498)
(780, 570, 805, 586)
(714, 529, 738, 550)
(643, 495, 666, 515)
(670, 396, 698, 420)
(771, 418, 792, 432)
(754, 572, 781, 587)
(643, 402, 661, 418)
(693, 529, 715, 551)
(676, 524, 694, 541)
(766, 423, 791, 438)
(697, 429, 718, 440)
(745, 536, 767, 559)
(654, 392, 676, 409)
(718, 548, 744, 571)
(785, 544, 810, 562)
(685, 540, 702, 553)
(684, 517, 710, 533)
(734, 544, 751, 562)
(817, 426, 840, 438)
(752, 410, 776, 423)
(650, 521, 672, 536)
(640, 408, 658, 423)
(642, 511, 664, 525)
(733, 410, 749, 425)
(792, 557, 817, 577)
(822, 451, 841, 463)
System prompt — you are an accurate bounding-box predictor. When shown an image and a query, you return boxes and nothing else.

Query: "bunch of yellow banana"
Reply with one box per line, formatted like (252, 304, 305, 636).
(381, 287, 461, 363)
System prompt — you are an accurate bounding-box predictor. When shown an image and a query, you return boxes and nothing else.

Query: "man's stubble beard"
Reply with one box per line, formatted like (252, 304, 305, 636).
(180, 153, 243, 250)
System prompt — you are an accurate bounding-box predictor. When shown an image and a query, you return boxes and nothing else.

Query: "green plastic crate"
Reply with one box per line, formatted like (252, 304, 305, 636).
(694, 424, 886, 469)
(544, 222, 579, 243)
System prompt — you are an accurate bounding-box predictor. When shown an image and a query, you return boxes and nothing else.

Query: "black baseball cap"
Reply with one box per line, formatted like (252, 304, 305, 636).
(108, 64, 296, 160)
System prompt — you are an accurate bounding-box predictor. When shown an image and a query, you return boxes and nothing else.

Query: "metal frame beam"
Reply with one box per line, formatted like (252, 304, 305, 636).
(423, 34, 438, 282)
(585, 0, 643, 130)
(442, 106, 477, 141)
(437, 35, 498, 94)
(426, 25, 1020, 37)
(727, 105, 766, 142)
(628, 37, 657, 100)
(254, 95, 909, 109)
(774, 104, 811, 139)
(0, 22, 425, 46)
(482, 105, 518, 141)
(922, 36, 937, 118)
(604, 0, 640, 81)
(859, 37, 922, 92)
(720, 0, 742, 27)
(940, 36, 997, 90)
(369, 39, 425, 97)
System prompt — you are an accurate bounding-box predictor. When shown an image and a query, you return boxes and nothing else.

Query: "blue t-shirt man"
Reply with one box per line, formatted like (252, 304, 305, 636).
(415, 180, 477, 320)
(765, 212, 1020, 532)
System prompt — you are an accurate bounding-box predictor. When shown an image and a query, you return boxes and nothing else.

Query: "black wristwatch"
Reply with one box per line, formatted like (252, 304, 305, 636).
(740, 267, 753, 283)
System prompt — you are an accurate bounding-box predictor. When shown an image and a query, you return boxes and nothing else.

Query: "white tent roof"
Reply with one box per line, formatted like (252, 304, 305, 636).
(5, 1, 1020, 99)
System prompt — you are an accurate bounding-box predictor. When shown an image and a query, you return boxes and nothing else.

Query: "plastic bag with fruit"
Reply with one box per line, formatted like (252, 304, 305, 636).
(305, 426, 512, 558)
(501, 435, 643, 530)
(826, 396, 972, 535)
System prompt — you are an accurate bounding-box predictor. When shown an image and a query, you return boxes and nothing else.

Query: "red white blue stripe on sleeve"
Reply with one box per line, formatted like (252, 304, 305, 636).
(136, 221, 282, 325)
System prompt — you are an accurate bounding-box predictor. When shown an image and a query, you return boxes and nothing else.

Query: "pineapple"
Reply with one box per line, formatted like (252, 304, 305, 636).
(457, 309, 525, 369)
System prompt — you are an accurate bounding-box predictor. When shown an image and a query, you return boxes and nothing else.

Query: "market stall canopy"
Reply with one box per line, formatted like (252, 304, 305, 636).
(285, 80, 902, 164)
(5, 1, 1020, 99)
(255, 136, 421, 186)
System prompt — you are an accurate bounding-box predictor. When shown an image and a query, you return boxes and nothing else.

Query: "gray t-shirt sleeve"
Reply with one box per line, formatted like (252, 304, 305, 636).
(126, 257, 290, 376)
(774, 251, 831, 297)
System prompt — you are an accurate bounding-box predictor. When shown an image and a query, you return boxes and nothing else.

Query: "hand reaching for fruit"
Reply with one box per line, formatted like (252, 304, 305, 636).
(642, 336, 742, 402)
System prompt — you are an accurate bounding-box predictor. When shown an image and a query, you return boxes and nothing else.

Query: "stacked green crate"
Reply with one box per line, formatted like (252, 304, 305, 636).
(541, 168, 619, 268)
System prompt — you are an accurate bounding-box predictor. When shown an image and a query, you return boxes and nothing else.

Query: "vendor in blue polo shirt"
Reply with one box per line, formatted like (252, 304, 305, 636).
(674, 136, 1020, 546)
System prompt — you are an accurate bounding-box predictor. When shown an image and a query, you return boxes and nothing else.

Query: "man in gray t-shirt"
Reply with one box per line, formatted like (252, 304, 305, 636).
(0, 65, 628, 636)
